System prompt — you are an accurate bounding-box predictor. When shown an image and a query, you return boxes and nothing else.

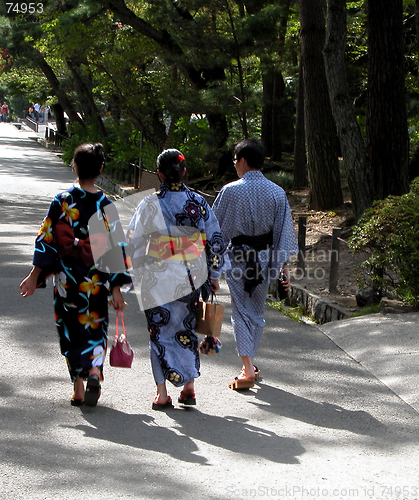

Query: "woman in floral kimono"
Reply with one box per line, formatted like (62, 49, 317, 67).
(127, 149, 226, 410)
(20, 143, 130, 407)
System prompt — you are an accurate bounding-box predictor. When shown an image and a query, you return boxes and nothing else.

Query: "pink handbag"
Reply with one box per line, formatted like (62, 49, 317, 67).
(109, 311, 134, 368)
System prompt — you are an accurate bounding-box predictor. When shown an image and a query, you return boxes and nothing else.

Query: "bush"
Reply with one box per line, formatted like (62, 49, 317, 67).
(171, 115, 211, 180)
(349, 178, 419, 306)
(61, 120, 161, 183)
(264, 170, 294, 191)
(61, 122, 103, 165)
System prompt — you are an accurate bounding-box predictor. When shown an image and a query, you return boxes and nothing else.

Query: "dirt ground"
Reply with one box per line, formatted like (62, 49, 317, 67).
(286, 186, 368, 311)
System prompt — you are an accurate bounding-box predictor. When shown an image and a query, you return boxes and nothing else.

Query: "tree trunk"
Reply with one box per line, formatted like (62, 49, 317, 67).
(29, 46, 85, 128)
(416, 0, 419, 92)
(261, 0, 292, 161)
(51, 103, 67, 136)
(262, 68, 284, 161)
(323, 0, 372, 218)
(66, 59, 108, 143)
(207, 111, 231, 177)
(293, 59, 308, 188)
(299, 0, 343, 210)
(366, 0, 409, 200)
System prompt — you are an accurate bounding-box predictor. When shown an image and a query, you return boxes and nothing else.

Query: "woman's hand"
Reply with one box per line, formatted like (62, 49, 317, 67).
(110, 287, 126, 311)
(210, 279, 220, 293)
(20, 267, 42, 297)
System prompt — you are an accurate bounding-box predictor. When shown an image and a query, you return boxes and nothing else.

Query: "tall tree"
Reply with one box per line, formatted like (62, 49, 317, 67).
(259, 0, 293, 160)
(0, 17, 84, 129)
(323, 0, 372, 218)
(94, 0, 231, 169)
(299, 0, 343, 210)
(18, 42, 84, 128)
(66, 59, 107, 142)
(261, 68, 285, 160)
(366, 0, 409, 200)
(293, 58, 308, 188)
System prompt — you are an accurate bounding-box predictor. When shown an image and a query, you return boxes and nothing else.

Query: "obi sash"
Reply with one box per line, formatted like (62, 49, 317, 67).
(231, 231, 273, 297)
(231, 231, 273, 251)
(147, 232, 206, 261)
(54, 220, 94, 267)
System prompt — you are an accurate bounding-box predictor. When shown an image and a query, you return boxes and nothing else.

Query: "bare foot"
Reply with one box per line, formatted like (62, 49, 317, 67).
(182, 380, 195, 396)
(73, 376, 85, 400)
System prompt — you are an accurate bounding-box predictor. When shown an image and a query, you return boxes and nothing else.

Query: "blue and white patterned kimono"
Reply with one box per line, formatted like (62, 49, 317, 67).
(126, 183, 226, 387)
(212, 171, 298, 358)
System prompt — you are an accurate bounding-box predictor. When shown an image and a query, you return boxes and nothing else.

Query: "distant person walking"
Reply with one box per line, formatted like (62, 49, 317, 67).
(212, 138, 298, 390)
(20, 143, 131, 407)
(33, 102, 41, 121)
(1, 101, 8, 122)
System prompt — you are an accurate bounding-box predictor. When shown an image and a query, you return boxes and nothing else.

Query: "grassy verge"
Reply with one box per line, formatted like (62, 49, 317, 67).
(268, 299, 309, 323)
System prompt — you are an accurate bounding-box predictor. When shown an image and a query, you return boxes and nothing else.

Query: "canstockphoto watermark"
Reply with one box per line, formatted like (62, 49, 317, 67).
(225, 484, 419, 498)
(290, 249, 339, 282)
(89, 191, 342, 310)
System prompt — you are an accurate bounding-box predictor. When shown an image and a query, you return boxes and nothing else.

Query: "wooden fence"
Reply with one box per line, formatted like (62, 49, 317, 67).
(296, 215, 347, 293)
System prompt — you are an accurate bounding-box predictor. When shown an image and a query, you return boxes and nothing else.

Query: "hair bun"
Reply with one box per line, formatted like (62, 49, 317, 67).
(157, 149, 186, 184)
(93, 143, 103, 155)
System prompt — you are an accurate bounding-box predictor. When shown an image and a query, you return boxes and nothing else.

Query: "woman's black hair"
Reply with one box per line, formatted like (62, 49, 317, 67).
(72, 143, 105, 181)
(156, 149, 186, 184)
(234, 138, 266, 169)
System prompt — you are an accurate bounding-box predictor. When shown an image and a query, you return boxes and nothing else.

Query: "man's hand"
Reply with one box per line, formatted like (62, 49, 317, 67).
(280, 267, 291, 291)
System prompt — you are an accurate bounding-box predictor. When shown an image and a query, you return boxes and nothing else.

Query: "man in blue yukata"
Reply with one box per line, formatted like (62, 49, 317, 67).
(212, 138, 298, 390)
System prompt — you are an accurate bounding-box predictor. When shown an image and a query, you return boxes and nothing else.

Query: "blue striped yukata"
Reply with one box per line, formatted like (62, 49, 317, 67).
(212, 170, 298, 358)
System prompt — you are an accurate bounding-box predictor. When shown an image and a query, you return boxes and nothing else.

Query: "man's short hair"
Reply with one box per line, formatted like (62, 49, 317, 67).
(234, 139, 266, 169)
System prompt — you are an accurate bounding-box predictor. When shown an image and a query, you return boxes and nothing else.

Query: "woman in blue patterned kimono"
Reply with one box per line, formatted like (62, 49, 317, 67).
(127, 149, 226, 410)
(20, 143, 130, 407)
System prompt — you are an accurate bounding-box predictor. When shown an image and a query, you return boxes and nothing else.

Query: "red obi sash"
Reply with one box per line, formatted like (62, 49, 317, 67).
(54, 220, 95, 267)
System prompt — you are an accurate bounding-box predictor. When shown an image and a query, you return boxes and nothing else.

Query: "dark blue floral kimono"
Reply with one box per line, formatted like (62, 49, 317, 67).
(33, 186, 130, 381)
(127, 183, 227, 387)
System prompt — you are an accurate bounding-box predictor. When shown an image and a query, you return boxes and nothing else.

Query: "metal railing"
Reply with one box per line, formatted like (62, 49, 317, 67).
(24, 117, 38, 133)
(44, 126, 68, 147)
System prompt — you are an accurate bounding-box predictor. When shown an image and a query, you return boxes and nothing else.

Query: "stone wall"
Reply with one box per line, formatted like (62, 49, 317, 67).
(270, 280, 351, 324)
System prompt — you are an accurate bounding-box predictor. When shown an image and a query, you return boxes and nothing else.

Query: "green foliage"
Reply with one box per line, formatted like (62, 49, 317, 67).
(171, 115, 211, 180)
(351, 304, 380, 318)
(106, 121, 160, 173)
(62, 119, 161, 180)
(264, 170, 293, 190)
(349, 178, 419, 306)
(61, 120, 104, 164)
(268, 299, 306, 323)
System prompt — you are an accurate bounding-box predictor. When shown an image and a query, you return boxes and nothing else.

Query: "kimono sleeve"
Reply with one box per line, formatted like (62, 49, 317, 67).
(99, 201, 132, 289)
(203, 201, 229, 280)
(271, 192, 298, 270)
(32, 196, 62, 270)
(211, 187, 233, 246)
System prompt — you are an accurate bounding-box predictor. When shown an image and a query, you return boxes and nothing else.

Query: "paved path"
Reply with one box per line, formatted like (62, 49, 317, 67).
(1, 122, 419, 500)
